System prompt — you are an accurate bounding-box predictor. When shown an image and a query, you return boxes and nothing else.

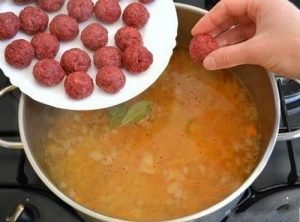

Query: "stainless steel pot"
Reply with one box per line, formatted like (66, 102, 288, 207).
(1, 3, 300, 222)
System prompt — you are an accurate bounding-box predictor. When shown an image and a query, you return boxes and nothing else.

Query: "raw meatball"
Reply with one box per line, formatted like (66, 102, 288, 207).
(94, 46, 122, 69)
(37, 0, 65, 12)
(60, 48, 91, 74)
(19, 6, 48, 35)
(81, 23, 108, 51)
(0, 12, 19, 40)
(123, 45, 153, 74)
(122, 3, 150, 29)
(13, 0, 35, 4)
(189, 34, 219, 64)
(139, 0, 155, 3)
(33, 59, 65, 86)
(114, 27, 143, 51)
(5, 39, 34, 69)
(94, 0, 121, 24)
(96, 66, 126, 94)
(31, 33, 60, 59)
(50, 14, 79, 41)
(64, 71, 94, 99)
(67, 0, 94, 22)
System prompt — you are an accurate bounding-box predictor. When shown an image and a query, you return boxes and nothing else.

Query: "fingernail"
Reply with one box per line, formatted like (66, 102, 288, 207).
(191, 27, 197, 36)
(203, 56, 217, 70)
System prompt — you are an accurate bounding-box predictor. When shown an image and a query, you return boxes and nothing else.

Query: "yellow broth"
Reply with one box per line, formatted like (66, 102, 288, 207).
(43, 48, 261, 221)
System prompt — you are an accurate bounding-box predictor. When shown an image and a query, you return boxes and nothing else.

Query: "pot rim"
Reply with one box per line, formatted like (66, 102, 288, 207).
(19, 3, 281, 222)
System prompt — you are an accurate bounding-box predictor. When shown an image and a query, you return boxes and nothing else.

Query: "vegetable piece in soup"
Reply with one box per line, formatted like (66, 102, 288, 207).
(43, 48, 261, 221)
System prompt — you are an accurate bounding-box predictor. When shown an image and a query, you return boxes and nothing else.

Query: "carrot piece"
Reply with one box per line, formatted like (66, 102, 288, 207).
(246, 125, 257, 137)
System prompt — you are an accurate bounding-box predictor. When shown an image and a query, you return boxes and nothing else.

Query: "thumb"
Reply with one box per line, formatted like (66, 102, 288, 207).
(203, 40, 258, 70)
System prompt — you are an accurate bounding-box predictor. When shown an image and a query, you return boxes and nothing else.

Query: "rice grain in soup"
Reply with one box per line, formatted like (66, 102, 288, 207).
(43, 48, 261, 221)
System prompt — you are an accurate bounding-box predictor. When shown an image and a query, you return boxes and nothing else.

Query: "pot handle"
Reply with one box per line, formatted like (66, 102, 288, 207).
(0, 85, 23, 149)
(276, 78, 300, 141)
(277, 131, 300, 141)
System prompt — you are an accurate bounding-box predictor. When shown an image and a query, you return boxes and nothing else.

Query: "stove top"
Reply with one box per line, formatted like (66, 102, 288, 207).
(2, 1, 300, 222)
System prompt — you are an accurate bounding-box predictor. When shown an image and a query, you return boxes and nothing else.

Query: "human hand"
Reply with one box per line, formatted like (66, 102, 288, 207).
(192, 0, 300, 79)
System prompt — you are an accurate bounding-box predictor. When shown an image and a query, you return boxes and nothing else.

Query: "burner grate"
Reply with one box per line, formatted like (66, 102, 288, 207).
(278, 79, 300, 184)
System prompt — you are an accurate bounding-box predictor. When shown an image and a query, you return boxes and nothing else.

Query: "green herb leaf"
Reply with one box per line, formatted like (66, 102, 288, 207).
(107, 104, 127, 128)
(121, 101, 152, 126)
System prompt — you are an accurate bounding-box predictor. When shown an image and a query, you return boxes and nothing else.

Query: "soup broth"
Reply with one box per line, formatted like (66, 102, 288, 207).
(43, 48, 261, 221)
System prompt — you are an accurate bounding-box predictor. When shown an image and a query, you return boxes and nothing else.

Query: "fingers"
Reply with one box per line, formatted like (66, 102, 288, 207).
(215, 23, 256, 47)
(191, 0, 251, 37)
(191, 1, 236, 36)
(203, 39, 258, 70)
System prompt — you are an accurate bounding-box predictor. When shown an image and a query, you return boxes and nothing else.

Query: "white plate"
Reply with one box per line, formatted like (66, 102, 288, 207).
(0, 0, 178, 110)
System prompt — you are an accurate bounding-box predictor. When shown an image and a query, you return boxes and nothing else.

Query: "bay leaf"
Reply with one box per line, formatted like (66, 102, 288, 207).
(107, 103, 127, 128)
(121, 100, 152, 126)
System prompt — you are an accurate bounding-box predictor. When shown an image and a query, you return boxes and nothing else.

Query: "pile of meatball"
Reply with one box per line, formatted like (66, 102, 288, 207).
(1, 0, 154, 100)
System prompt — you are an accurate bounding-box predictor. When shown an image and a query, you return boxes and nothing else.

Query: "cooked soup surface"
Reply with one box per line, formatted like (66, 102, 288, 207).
(43, 48, 261, 221)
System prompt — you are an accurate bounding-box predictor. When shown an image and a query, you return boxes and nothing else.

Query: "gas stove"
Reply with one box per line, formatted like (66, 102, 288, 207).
(2, 1, 300, 222)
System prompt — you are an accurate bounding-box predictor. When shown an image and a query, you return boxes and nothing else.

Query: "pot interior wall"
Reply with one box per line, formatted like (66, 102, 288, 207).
(22, 97, 50, 168)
